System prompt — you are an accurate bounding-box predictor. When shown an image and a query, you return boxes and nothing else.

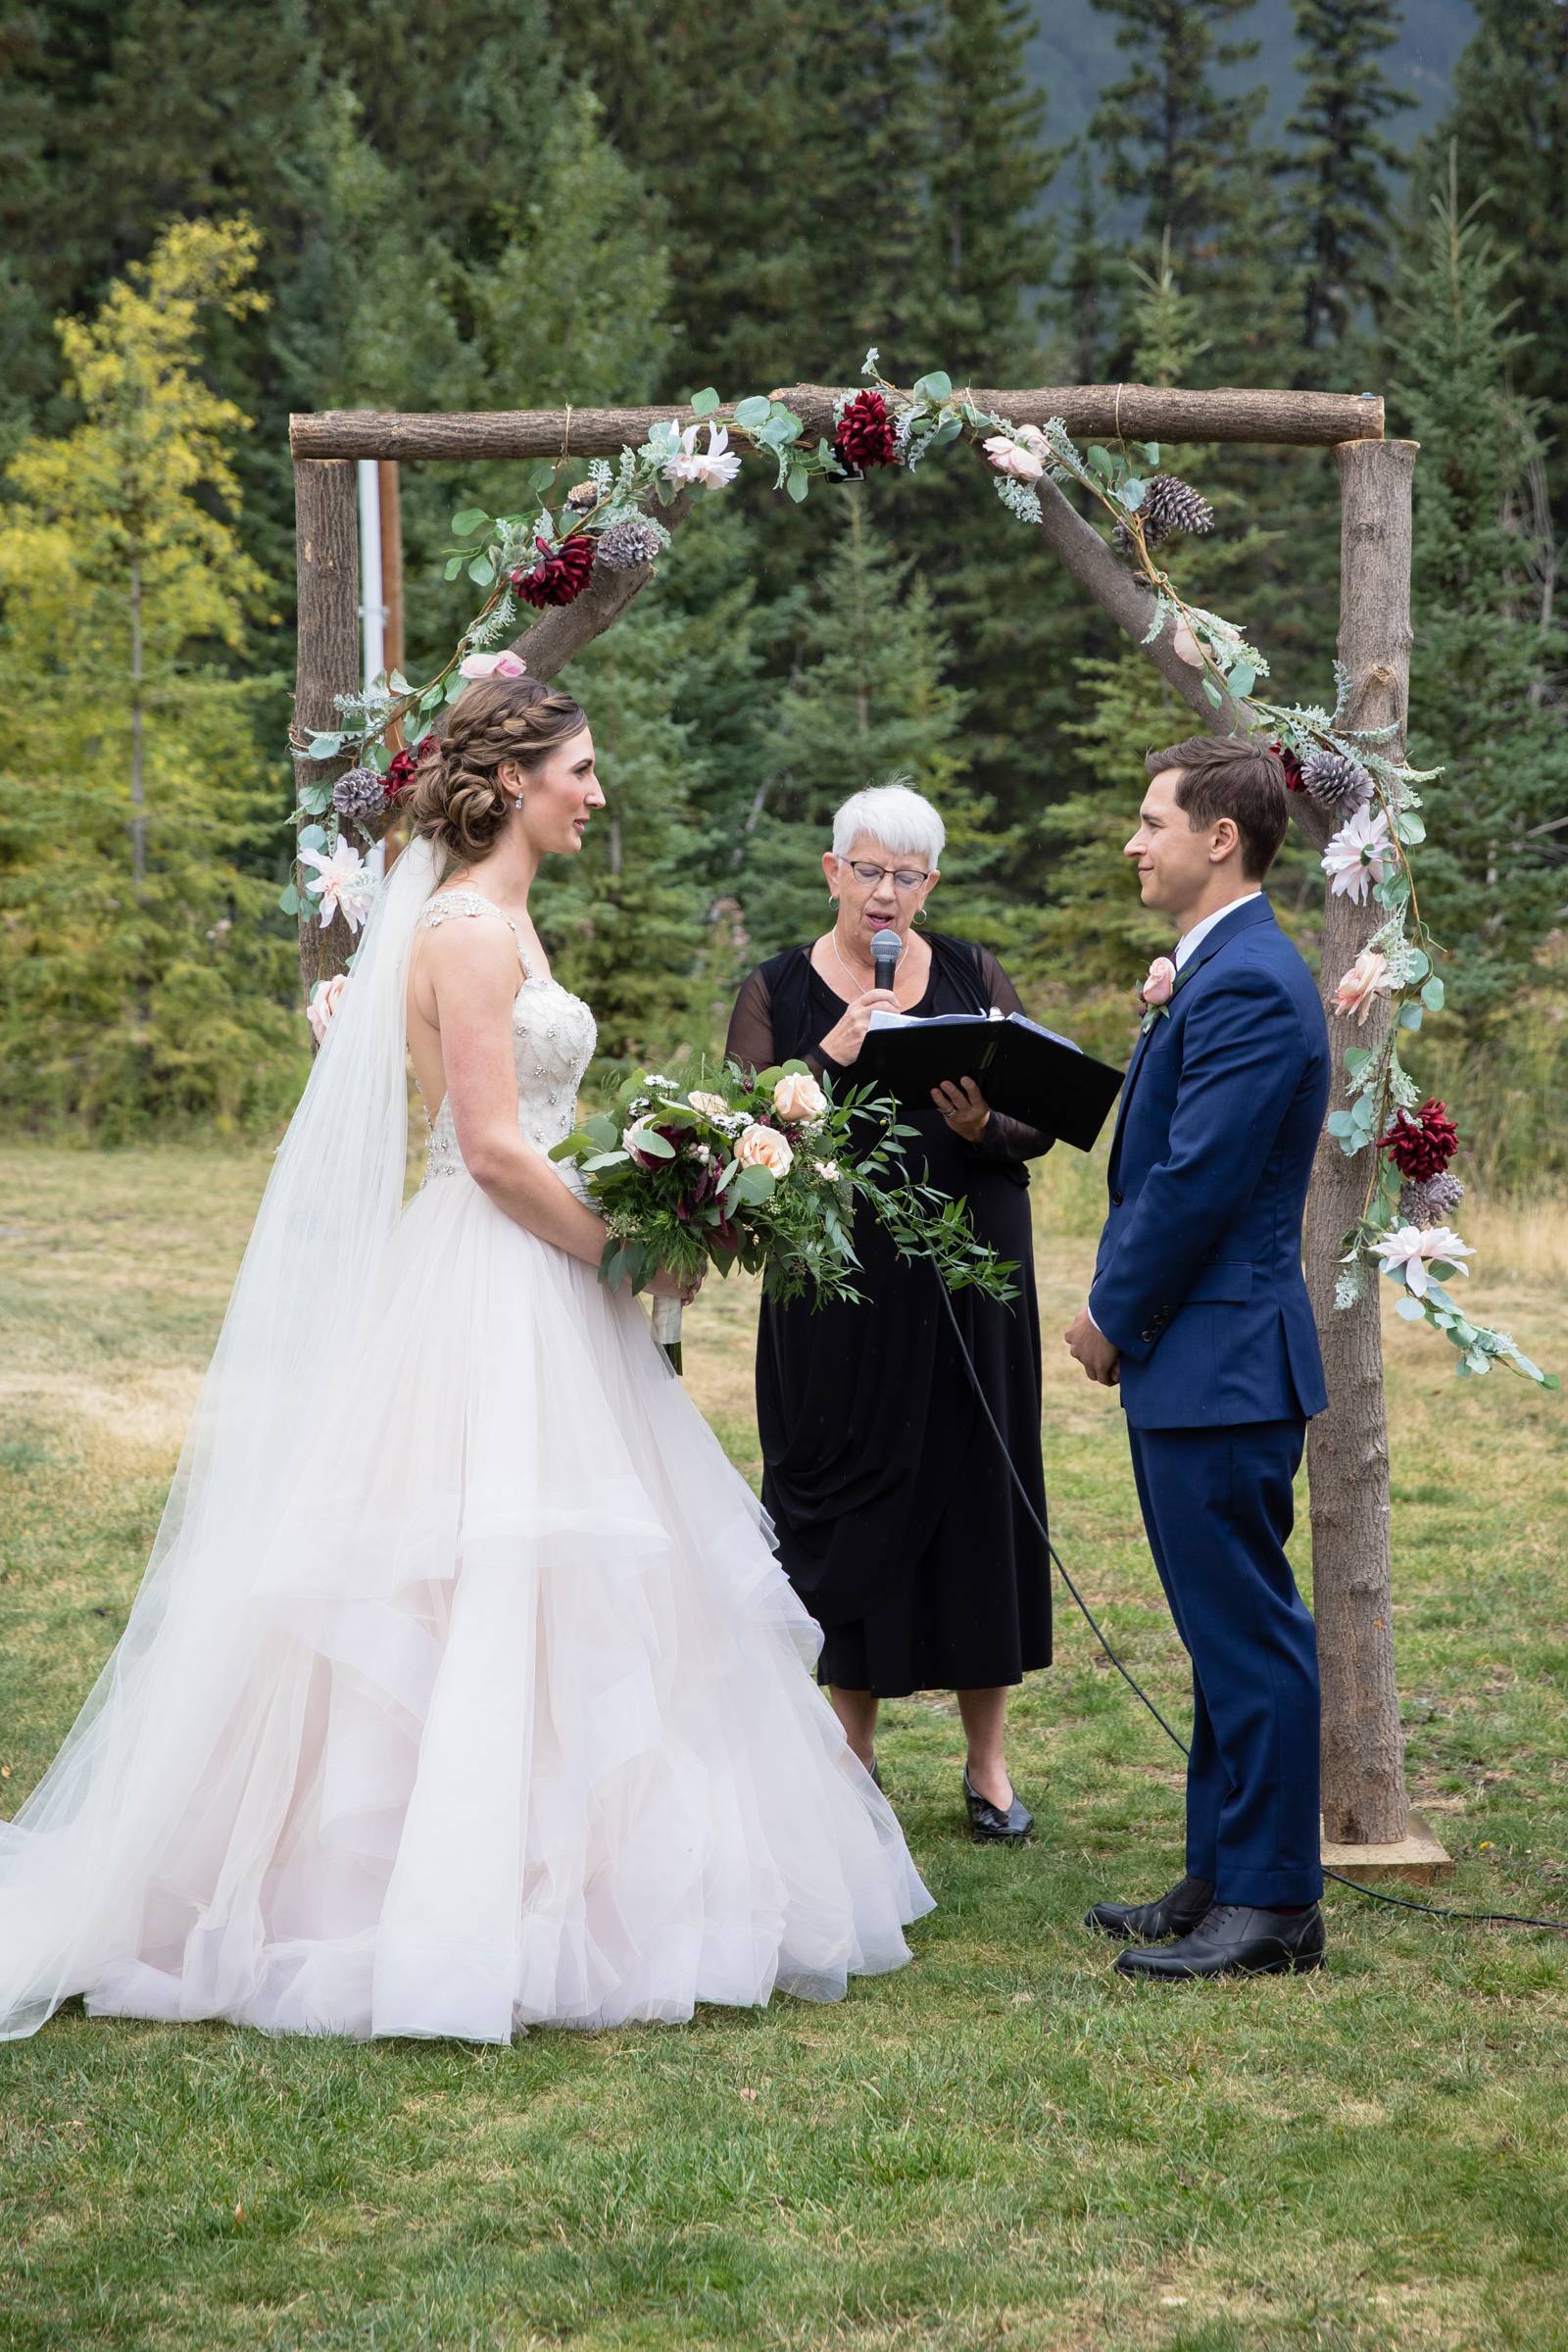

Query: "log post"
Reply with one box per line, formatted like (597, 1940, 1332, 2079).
(291, 459, 361, 999)
(1303, 438, 1419, 1846)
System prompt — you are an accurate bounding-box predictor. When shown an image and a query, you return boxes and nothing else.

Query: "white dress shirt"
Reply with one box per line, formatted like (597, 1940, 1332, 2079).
(1172, 889, 1262, 970)
(1085, 890, 1263, 1341)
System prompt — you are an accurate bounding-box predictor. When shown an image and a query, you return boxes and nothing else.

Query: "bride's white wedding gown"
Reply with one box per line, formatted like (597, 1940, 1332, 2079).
(0, 887, 931, 2042)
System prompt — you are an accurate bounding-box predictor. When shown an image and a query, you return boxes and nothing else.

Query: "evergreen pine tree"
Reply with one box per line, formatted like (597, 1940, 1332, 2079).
(1414, 0, 1568, 531)
(1395, 147, 1568, 1020)
(1287, 0, 1413, 365)
(735, 503, 983, 959)
(1053, 142, 1116, 384)
(921, 0, 1056, 376)
(1089, 0, 1269, 273)
(548, 594, 711, 1073)
(0, 220, 296, 1135)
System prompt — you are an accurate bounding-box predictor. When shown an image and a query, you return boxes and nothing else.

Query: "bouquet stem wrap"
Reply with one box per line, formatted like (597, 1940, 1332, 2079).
(651, 1295, 684, 1375)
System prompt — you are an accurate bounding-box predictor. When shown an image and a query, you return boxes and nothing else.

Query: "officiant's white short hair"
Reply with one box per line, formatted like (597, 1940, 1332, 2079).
(832, 780, 946, 869)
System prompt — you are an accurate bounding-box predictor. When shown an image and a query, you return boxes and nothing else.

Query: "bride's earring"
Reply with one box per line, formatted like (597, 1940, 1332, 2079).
(514, 792, 524, 812)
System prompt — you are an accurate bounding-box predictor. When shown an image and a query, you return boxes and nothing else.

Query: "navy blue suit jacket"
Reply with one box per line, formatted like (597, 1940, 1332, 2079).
(1089, 895, 1331, 1431)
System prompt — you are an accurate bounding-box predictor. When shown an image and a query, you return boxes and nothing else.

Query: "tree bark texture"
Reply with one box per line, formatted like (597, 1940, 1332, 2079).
(290, 384, 1384, 464)
(1029, 474, 1250, 730)
(292, 459, 361, 999)
(1303, 438, 1418, 1845)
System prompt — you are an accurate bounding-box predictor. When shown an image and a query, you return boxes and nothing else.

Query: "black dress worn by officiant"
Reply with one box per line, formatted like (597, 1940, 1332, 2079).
(725, 933, 1054, 1697)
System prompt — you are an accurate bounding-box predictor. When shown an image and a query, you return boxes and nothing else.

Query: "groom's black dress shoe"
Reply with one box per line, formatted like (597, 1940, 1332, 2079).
(1114, 1901, 1326, 1982)
(1086, 1874, 1215, 1942)
(963, 1769, 1033, 1844)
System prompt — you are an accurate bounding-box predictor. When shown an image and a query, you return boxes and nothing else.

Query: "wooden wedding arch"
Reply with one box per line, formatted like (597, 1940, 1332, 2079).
(288, 381, 1439, 1878)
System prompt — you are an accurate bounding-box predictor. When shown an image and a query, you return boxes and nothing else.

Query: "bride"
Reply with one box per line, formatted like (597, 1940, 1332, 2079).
(0, 669, 931, 2043)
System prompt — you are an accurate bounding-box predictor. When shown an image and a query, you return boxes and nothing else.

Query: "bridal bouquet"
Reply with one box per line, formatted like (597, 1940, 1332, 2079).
(550, 1058, 1016, 1369)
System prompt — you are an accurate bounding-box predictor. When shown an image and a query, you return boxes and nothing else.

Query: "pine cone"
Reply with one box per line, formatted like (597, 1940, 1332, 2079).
(331, 764, 384, 822)
(1299, 748, 1373, 816)
(565, 479, 600, 510)
(832, 389, 898, 474)
(1114, 471, 1216, 551)
(595, 517, 665, 572)
(1383, 1100, 1459, 1184)
(1398, 1171, 1465, 1228)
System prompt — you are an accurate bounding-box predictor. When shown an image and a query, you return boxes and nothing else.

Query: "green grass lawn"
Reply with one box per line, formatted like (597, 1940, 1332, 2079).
(2, 1142, 1565, 2352)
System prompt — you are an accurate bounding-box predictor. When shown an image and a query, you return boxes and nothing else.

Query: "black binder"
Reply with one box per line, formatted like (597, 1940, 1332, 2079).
(856, 1010, 1125, 1153)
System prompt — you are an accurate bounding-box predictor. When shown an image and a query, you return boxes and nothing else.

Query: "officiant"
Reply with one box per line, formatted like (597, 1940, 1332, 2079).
(725, 782, 1054, 1843)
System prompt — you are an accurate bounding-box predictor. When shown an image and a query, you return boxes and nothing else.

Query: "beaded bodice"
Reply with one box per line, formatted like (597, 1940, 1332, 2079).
(415, 890, 597, 1182)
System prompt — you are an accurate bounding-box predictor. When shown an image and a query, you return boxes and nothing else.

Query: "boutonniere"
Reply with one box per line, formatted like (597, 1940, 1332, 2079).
(1138, 956, 1178, 1035)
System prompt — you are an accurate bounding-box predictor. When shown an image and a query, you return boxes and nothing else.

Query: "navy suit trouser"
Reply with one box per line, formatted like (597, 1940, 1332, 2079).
(1127, 1417, 1323, 1907)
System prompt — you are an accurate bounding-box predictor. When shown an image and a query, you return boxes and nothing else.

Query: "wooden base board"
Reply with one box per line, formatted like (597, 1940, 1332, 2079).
(1321, 1810, 1453, 1886)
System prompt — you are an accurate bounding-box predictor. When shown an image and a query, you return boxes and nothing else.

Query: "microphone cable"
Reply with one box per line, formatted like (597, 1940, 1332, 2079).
(931, 1269, 1568, 1939)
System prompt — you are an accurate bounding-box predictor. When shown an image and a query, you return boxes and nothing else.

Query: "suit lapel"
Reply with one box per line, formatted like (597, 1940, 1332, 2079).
(1107, 897, 1277, 1180)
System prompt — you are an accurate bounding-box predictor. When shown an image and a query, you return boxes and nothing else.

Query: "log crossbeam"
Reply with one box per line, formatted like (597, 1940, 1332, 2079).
(290, 382, 1384, 465)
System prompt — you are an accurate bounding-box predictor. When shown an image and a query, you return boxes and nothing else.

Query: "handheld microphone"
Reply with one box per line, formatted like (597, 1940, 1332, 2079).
(870, 927, 903, 996)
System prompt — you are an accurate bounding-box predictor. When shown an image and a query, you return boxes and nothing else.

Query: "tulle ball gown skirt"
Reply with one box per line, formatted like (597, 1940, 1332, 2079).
(0, 1170, 932, 2043)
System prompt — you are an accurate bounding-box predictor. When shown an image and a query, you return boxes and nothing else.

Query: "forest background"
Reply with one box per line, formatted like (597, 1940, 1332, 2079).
(0, 0, 1563, 1178)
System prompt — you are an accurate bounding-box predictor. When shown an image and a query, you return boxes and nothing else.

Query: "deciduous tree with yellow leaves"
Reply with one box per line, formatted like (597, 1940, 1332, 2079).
(0, 217, 297, 1136)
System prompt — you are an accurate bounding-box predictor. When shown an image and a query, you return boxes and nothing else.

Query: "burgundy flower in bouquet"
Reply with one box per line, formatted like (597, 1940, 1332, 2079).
(1382, 1099, 1459, 1184)
(832, 389, 899, 475)
(512, 532, 596, 609)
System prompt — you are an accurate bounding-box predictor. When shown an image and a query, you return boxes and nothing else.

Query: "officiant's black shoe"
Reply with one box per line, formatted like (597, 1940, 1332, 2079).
(1086, 1874, 1215, 1942)
(1114, 1901, 1326, 1983)
(963, 1768, 1033, 1844)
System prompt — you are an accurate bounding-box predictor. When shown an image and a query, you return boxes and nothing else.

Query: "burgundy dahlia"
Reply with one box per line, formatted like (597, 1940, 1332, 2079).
(512, 532, 596, 609)
(832, 389, 898, 473)
(1382, 1099, 1459, 1184)
(1270, 739, 1304, 793)
(384, 736, 440, 800)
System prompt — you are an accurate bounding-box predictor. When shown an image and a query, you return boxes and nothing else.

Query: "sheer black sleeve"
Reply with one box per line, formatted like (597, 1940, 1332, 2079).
(971, 948, 1055, 1163)
(724, 964, 777, 1077)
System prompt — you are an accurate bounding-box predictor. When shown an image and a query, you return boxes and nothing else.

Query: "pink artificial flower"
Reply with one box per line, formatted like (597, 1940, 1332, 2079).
(457, 650, 527, 681)
(1371, 1223, 1474, 1300)
(305, 973, 346, 1044)
(298, 838, 376, 934)
(982, 433, 1046, 483)
(1321, 806, 1392, 904)
(1332, 948, 1393, 1024)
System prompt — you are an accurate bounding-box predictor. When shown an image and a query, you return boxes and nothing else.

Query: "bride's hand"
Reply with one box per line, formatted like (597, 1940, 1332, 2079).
(651, 1264, 705, 1305)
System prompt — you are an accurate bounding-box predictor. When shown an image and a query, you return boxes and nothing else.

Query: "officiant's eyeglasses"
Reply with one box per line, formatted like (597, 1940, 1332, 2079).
(842, 859, 930, 891)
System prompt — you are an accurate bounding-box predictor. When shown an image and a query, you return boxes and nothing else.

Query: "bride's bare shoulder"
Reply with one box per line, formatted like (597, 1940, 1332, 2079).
(411, 895, 525, 1005)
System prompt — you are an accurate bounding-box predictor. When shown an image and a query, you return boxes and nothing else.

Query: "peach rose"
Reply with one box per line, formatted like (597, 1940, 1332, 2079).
(1332, 948, 1393, 1025)
(687, 1089, 730, 1119)
(1170, 620, 1203, 667)
(734, 1123, 794, 1180)
(305, 973, 347, 1044)
(1142, 956, 1177, 1008)
(772, 1070, 827, 1123)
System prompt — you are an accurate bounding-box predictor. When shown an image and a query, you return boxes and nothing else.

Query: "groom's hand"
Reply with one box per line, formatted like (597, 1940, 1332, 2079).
(1064, 1305, 1120, 1386)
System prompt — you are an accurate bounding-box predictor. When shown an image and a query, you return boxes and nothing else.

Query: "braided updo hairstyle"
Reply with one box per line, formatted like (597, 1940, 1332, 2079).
(408, 673, 589, 865)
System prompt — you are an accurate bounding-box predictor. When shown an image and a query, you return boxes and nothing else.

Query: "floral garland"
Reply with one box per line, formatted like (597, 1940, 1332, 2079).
(286, 352, 1553, 1389)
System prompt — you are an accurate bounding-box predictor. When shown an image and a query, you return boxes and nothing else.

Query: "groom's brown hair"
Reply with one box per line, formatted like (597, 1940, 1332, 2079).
(1147, 736, 1290, 880)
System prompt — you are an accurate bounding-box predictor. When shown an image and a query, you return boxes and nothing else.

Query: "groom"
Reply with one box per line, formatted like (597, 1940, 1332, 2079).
(1064, 737, 1331, 1982)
